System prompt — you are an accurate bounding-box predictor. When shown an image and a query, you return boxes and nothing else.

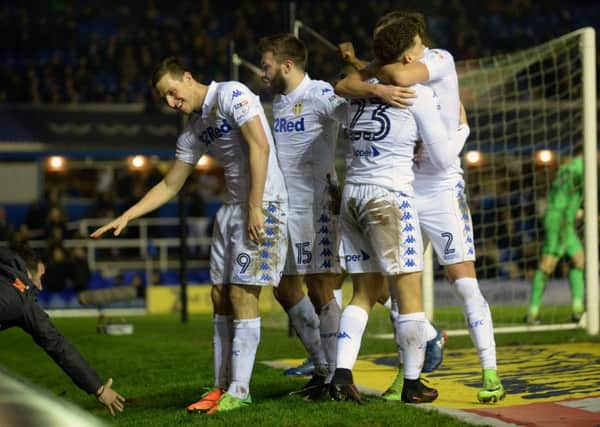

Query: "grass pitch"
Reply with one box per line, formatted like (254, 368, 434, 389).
(1, 306, 598, 426)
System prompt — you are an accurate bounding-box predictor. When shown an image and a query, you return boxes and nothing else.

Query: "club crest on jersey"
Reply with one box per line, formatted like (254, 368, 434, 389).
(293, 101, 303, 116)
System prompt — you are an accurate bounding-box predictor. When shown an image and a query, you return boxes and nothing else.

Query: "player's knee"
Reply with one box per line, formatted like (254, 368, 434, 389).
(211, 285, 231, 313)
(229, 286, 260, 317)
(571, 252, 585, 270)
(446, 262, 476, 284)
(306, 276, 334, 307)
(274, 283, 304, 309)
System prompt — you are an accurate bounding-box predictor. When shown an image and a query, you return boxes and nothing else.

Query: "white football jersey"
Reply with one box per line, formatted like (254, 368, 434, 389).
(344, 78, 468, 194)
(413, 48, 463, 188)
(343, 85, 417, 193)
(176, 81, 287, 204)
(272, 75, 346, 207)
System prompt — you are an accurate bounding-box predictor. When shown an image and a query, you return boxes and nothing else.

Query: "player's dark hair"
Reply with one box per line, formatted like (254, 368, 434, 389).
(14, 245, 42, 275)
(374, 10, 433, 47)
(258, 34, 308, 70)
(373, 19, 421, 65)
(375, 10, 426, 34)
(152, 57, 187, 88)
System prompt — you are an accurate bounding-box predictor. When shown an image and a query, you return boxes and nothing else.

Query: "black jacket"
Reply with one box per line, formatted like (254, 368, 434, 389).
(0, 248, 102, 394)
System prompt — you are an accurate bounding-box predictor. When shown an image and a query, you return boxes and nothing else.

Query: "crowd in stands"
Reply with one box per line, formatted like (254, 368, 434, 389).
(1, 1, 598, 104)
(0, 1, 596, 301)
(0, 165, 216, 298)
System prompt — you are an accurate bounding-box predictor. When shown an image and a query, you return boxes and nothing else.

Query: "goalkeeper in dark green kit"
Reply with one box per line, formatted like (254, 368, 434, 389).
(526, 152, 584, 324)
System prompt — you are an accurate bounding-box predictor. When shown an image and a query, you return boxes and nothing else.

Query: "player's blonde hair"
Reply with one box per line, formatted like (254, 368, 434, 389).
(258, 34, 308, 70)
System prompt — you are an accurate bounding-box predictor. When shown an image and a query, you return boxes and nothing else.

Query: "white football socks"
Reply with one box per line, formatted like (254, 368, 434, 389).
(394, 312, 428, 380)
(453, 277, 497, 370)
(288, 296, 328, 375)
(319, 298, 341, 381)
(213, 314, 233, 389)
(333, 288, 343, 309)
(228, 317, 260, 400)
(336, 305, 369, 370)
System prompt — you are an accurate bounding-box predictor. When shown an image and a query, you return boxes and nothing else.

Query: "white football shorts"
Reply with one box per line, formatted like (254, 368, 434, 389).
(283, 201, 342, 275)
(210, 201, 288, 286)
(340, 183, 423, 275)
(415, 178, 476, 266)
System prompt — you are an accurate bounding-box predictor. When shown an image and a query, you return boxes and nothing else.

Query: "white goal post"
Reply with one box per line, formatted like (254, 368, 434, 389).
(422, 27, 597, 336)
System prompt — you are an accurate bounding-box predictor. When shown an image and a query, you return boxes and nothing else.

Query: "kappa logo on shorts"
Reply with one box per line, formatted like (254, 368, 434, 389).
(404, 259, 416, 267)
(320, 260, 332, 268)
(318, 237, 331, 246)
(318, 214, 331, 223)
(404, 247, 417, 256)
(337, 331, 351, 339)
(405, 235, 416, 244)
(320, 248, 333, 257)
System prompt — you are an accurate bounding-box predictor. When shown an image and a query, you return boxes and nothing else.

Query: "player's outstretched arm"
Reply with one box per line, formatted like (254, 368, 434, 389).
(90, 160, 194, 238)
(96, 378, 126, 416)
(240, 115, 269, 244)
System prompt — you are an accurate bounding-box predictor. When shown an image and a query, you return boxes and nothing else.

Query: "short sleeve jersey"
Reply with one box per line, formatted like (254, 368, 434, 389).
(272, 75, 346, 208)
(176, 81, 287, 204)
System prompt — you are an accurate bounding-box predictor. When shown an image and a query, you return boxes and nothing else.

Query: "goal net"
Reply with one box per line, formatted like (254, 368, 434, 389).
(434, 27, 598, 334)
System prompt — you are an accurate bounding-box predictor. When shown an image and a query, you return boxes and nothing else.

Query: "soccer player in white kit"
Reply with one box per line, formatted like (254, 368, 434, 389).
(336, 12, 505, 403)
(258, 34, 346, 397)
(91, 57, 288, 414)
(330, 18, 470, 404)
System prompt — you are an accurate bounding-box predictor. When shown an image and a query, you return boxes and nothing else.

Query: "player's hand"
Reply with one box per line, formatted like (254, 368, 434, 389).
(248, 205, 265, 244)
(338, 42, 356, 63)
(459, 102, 468, 126)
(373, 84, 415, 108)
(96, 378, 125, 416)
(90, 216, 129, 238)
